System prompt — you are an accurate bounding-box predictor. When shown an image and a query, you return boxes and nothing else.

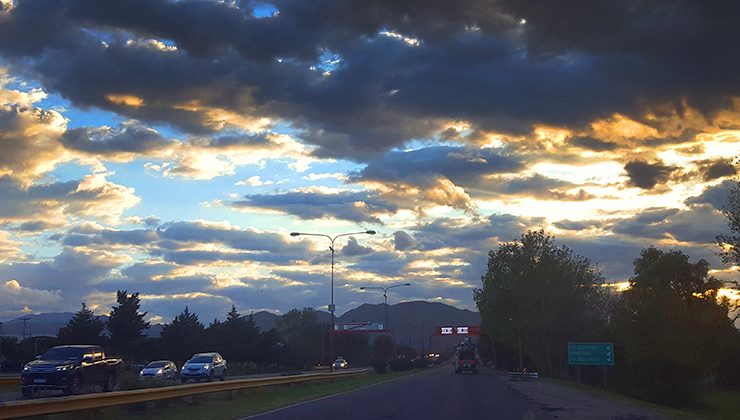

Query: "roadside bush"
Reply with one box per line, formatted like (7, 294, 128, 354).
(372, 358, 387, 374)
(411, 357, 429, 369)
(117, 371, 142, 391)
(388, 357, 413, 372)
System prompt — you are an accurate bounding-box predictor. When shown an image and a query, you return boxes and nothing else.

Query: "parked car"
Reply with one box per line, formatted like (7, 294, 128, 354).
(332, 357, 348, 369)
(180, 352, 227, 382)
(139, 360, 178, 381)
(21, 345, 122, 398)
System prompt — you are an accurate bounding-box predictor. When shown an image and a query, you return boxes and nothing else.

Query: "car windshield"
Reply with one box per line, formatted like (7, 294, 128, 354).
(41, 347, 86, 360)
(146, 361, 167, 368)
(188, 356, 213, 363)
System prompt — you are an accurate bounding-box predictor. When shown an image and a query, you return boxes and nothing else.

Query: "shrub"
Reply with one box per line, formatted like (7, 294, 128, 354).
(388, 357, 413, 372)
(372, 358, 387, 374)
(411, 357, 429, 369)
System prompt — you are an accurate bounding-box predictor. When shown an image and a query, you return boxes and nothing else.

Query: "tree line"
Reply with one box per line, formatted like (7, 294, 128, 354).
(0, 292, 380, 373)
(475, 181, 740, 407)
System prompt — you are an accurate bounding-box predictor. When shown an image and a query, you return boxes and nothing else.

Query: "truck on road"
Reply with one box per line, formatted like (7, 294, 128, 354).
(21, 345, 122, 398)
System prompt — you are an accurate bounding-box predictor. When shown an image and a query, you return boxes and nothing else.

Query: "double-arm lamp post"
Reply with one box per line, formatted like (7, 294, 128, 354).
(290, 230, 376, 371)
(358, 283, 410, 332)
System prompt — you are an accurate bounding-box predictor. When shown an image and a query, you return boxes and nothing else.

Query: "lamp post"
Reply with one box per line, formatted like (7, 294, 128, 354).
(358, 283, 410, 332)
(290, 230, 376, 371)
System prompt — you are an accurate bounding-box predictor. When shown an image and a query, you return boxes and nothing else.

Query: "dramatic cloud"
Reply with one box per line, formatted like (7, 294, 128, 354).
(624, 160, 678, 190)
(228, 190, 399, 223)
(0, 0, 738, 320)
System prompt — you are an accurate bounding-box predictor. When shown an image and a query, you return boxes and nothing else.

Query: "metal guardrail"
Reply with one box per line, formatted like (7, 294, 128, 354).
(509, 371, 539, 381)
(0, 369, 368, 419)
(0, 376, 19, 386)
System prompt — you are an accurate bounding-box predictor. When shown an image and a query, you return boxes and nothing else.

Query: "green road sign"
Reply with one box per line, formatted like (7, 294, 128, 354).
(568, 342, 614, 366)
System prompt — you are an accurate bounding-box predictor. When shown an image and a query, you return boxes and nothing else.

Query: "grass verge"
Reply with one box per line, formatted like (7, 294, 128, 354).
(543, 377, 739, 419)
(94, 369, 427, 420)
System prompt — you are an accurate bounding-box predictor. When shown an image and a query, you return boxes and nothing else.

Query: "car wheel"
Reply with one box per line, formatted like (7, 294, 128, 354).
(208, 371, 214, 382)
(220, 370, 226, 381)
(104, 374, 116, 392)
(66, 375, 82, 395)
(22, 387, 32, 399)
(181, 377, 188, 383)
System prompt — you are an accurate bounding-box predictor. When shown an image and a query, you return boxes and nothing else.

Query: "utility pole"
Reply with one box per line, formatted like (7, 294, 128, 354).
(20, 317, 30, 341)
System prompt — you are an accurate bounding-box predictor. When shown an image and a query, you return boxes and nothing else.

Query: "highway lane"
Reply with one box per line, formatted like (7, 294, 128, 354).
(245, 367, 553, 420)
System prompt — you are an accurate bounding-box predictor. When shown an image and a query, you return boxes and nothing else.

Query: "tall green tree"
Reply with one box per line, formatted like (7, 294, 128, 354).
(608, 248, 738, 405)
(58, 303, 105, 345)
(474, 230, 604, 376)
(276, 308, 326, 369)
(159, 307, 206, 364)
(208, 305, 259, 363)
(107, 290, 149, 357)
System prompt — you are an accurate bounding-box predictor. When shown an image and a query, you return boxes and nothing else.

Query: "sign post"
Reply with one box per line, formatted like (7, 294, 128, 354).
(568, 342, 614, 388)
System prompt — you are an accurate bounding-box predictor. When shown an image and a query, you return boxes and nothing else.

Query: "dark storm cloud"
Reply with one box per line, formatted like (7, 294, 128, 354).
(412, 213, 546, 251)
(553, 220, 606, 231)
(2, 1, 738, 159)
(350, 146, 521, 186)
(624, 160, 677, 189)
(230, 191, 398, 224)
(700, 160, 736, 181)
(157, 221, 302, 253)
(61, 121, 175, 156)
(685, 180, 734, 210)
(569, 136, 619, 151)
(393, 230, 416, 251)
(611, 205, 727, 244)
(0, 247, 120, 292)
(63, 229, 159, 247)
(341, 237, 373, 257)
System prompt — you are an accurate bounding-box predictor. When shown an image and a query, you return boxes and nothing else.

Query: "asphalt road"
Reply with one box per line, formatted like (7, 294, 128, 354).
(245, 367, 553, 420)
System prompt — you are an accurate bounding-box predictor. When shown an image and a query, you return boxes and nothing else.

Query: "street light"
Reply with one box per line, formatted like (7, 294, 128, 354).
(358, 283, 411, 332)
(290, 229, 376, 371)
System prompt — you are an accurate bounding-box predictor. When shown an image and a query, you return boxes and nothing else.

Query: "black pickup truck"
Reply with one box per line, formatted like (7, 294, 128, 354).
(21, 345, 122, 398)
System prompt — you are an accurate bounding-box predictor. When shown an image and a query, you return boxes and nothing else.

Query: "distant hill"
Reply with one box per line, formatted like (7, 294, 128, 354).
(0, 312, 161, 338)
(1, 302, 479, 352)
(338, 301, 480, 352)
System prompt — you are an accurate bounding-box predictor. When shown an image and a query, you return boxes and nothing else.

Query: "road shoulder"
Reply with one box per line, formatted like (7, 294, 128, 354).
(503, 374, 694, 419)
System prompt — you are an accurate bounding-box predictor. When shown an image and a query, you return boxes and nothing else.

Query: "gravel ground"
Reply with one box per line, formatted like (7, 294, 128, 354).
(504, 376, 677, 419)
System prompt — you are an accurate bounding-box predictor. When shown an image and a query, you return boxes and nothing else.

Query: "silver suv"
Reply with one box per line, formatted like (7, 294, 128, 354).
(180, 352, 227, 382)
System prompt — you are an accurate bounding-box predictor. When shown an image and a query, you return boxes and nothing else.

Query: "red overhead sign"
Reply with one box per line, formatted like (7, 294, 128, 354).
(436, 325, 480, 336)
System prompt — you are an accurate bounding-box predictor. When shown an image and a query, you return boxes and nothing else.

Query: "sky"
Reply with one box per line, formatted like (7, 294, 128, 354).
(0, 0, 738, 324)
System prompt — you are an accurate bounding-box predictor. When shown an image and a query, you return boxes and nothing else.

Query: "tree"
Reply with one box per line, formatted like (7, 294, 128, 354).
(717, 164, 740, 269)
(474, 230, 604, 376)
(58, 303, 105, 345)
(371, 334, 395, 373)
(159, 307, 206, 364)
(253, 329, 283, 373)
(107, 290, 149, 357)
(208, 305, 260, 364)
(608, 248, 739, 405)
(276, 308, 326, 369)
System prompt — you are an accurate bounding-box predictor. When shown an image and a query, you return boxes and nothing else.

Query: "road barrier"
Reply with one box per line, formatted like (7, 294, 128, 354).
(0, 376, 19, 386)
(509, 371, 539, 381)
(0, 369, 368, 419)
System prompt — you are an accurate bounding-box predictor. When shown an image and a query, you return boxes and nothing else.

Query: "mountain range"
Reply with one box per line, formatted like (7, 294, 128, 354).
(0, 301, 480, 352)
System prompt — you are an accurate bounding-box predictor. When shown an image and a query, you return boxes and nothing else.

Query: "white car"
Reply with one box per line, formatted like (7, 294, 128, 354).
(180, 352, 227, 382)
(332, 358, 348, 369)
(139, 360, 178, 381)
